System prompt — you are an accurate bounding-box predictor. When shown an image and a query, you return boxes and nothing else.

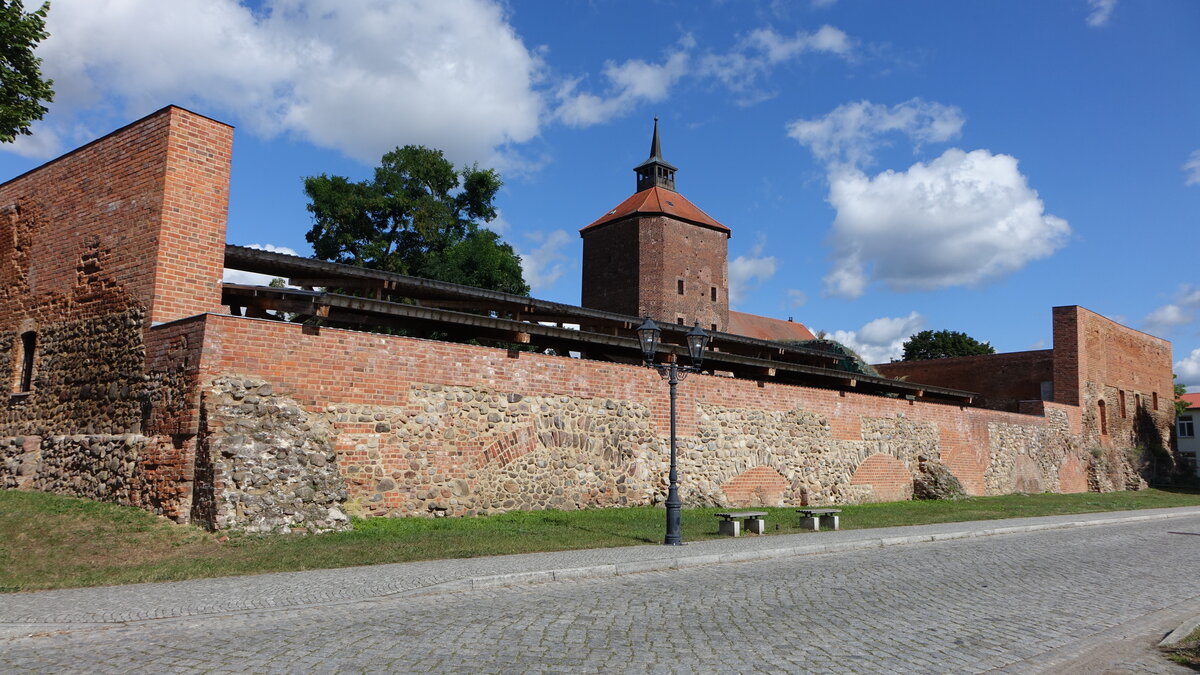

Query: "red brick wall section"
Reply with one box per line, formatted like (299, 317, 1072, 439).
(721, 466, 790, 507)
(1052, 306, 1084, 407)
(144, 316, 209, 437)
(850, 453, 913, 503)
(0, 105, 232, 331)
(580, 218, 640, 316)
(1055, 306, 1174, 449)
(876, 350, 1053, 412)
(1058, 453, 1088, 494)
(151, 108, 233, 324)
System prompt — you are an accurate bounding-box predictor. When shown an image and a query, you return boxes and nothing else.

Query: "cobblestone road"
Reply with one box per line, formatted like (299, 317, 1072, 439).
(3, 515, 1199, 673)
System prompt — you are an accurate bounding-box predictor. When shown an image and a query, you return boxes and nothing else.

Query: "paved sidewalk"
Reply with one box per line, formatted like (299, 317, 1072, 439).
(4, 505, 1199, 628)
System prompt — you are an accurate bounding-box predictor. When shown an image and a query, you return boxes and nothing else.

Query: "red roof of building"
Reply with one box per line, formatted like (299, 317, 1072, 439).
(1182, 392, 1200, 410)
(580, 187, 730, 235)
(728, 311, 816, 342)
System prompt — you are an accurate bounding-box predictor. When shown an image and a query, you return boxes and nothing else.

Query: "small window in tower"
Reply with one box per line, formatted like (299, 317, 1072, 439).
(677, 317, 685, 325)
(1153, 392, 1159, 410)
(15, 330, 36, 393)
(677, 279, 684, 295)
(711, 324, 717, 332)
(710, 287, 717, 301)
(1118, 390, 1126, 418)
(1135, 393, 1141, 409)
(1098, 400, 1108, 435)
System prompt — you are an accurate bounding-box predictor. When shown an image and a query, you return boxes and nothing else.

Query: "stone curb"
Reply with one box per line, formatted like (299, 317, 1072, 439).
(1159, 616, 1200, 649)
(416, 510, 1198, 597)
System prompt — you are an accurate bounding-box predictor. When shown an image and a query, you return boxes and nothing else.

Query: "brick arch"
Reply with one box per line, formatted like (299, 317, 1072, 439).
(849, 453, 913, 503)
(1058, 454, 1088, 494)
(720, 465, 789, 507)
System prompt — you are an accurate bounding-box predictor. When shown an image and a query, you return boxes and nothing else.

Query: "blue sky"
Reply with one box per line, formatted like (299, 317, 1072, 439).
(4, 0, 1200, 388)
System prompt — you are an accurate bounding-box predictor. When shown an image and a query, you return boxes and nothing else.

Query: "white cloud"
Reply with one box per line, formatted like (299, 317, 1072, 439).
(827, 311, 924, 364)
(486, 211, 512, 236)
(4, 122, 63, 159)
(517, 229, 572, 293)
(222, 244, 299, 286)
(700, 26, 854, 104)
(1184, 150, 1200, 186)
(1179, 284, 1200, 307)
(1141, 284, 1200, 334)
(1176, 348, 1200, 389)
(729, 236, 778, 305)
(821, 148, 1070, 298)
(22, 0, 544, 165)
(786, 98, 964, 168)
(555, 38, 691, 128)
(1086, 0, 1117, 27)
(786, 289, 807, 308)
(1141, 304, 1193, 334)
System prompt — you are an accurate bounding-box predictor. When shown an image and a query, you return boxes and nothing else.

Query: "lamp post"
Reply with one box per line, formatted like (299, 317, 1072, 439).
(637, 317, 710, 546)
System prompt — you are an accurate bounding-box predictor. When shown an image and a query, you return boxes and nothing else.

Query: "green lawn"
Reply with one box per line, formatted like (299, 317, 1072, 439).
(3, 488, 1200, 592)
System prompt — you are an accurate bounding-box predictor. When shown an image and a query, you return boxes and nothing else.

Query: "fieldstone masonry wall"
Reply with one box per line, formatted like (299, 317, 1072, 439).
(202, 377, 349, 533)
(172, 355, 1125, 533)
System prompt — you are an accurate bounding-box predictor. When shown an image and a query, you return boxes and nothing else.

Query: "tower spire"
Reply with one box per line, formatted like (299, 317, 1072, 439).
(634, 117, 677, 192)
(649, 116, 663, 161)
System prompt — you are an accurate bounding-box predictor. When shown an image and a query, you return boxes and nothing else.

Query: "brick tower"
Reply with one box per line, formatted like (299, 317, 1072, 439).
(580, 119, 731, 332)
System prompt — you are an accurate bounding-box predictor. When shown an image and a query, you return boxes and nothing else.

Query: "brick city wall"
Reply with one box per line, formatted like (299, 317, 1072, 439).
(876, 350, 1054, 412)
(0, 108, 1174, 533)
(172, 314, 1133, 530)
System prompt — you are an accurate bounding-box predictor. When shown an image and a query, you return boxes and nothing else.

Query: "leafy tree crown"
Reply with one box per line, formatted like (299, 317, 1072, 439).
(901, 329, 995, 361)
(0, 1, 54, 143)
(1175, 374, 1190, 418)
(304, 145, 529, 295)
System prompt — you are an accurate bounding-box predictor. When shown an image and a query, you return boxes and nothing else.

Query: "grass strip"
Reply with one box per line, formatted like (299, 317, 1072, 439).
(3, 487, 1199, 592)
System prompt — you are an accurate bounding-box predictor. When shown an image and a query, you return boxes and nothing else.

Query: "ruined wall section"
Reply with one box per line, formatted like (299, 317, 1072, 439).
(0, 107, 232, 522)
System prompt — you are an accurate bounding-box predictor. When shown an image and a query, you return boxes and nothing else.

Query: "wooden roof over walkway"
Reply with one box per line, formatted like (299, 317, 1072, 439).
(223, 245, 976, 403)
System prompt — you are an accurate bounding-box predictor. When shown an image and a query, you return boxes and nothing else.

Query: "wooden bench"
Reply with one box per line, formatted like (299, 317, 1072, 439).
(796, 508, 841, 531)
(714, 511, 767, 537)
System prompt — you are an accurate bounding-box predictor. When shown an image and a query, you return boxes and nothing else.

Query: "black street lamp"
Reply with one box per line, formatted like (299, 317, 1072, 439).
(636, 316, 710, 545)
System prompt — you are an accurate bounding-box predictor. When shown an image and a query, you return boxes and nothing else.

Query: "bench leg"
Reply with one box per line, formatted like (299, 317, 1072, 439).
(800, 516, 820, 531)
(819, 514, 839, 531)
(719, 519, 741, 537)
(746, 517, 765, 535)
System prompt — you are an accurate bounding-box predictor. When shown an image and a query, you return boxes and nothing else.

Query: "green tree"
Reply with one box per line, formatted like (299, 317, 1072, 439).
(901, 329, 995, 361)
(0, 1, 54, 143)
(1175, 373, 1190, 418)
(304, 145, 529, 295)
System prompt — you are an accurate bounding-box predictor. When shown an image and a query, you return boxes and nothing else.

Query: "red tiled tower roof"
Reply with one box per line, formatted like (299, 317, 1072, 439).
(580, 186, 730, 235)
